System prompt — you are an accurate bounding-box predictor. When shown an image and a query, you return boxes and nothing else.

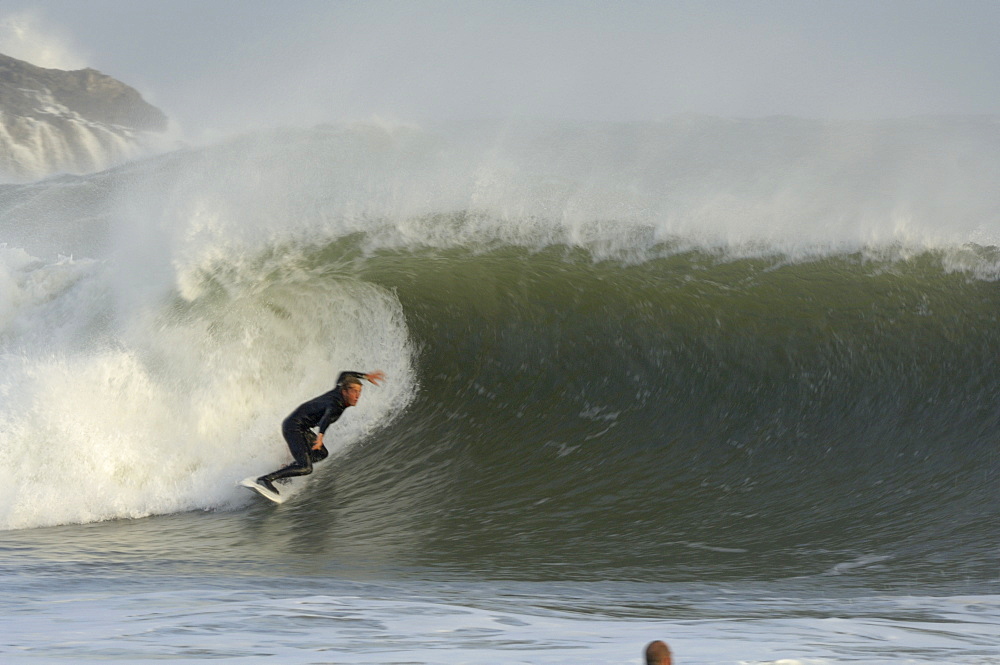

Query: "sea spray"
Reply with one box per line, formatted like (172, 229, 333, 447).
(4, 117, 1000, 263)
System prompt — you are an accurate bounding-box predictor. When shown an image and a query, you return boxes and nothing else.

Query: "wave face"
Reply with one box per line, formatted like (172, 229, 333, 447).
(0, 118, 997, 585)
(343, 246, 999, 586)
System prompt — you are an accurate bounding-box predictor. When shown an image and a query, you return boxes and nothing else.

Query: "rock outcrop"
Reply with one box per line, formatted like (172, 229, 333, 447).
(0, 53, 168, 181)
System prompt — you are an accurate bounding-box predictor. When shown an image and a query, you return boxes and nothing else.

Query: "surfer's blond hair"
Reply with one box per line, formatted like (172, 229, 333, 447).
(341, 375, 363, 390)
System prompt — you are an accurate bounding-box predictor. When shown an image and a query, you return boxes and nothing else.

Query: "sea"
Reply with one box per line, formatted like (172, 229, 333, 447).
(0, 116, 998, 664)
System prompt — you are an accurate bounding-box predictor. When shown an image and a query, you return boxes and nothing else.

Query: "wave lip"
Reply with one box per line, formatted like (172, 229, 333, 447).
(6, 116, 1000, 262)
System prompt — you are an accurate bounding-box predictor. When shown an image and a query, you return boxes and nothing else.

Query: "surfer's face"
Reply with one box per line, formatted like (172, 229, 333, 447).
(343, 383, 362, 407)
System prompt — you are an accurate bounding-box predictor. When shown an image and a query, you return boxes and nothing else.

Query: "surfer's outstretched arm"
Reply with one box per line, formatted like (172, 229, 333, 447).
(335, 370, 385, 387)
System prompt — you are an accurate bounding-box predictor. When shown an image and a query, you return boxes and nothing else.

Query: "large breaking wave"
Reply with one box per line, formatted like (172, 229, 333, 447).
(0, 117, 997, 587)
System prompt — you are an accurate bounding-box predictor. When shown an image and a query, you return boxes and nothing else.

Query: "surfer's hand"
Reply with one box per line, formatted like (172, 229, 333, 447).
(312, 433, 324, 450)
(366, 370, 386, 386)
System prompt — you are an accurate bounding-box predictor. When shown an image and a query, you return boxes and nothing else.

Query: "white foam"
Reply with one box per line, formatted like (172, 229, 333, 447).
(0, 243, 415, 530)
(0, 93, 176, 183)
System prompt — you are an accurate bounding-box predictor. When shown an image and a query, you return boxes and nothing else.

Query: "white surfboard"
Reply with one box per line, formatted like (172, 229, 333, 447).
(239, 476, 286, 504)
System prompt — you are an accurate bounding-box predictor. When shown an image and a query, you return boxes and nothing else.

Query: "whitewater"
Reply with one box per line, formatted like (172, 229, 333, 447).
(1, 116, 998, 664)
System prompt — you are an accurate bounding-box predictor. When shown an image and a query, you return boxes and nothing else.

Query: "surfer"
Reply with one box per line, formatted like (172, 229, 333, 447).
(251, 370, 385, 498)
(644, 640, 672, 665)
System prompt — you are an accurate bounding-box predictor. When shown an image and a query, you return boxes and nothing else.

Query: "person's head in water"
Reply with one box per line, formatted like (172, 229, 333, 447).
(341, 375, 364, 407)
(645, 640, 672, 665)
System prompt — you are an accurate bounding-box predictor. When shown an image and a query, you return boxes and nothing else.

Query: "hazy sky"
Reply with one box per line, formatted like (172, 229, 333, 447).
(2, 0, 999, 136)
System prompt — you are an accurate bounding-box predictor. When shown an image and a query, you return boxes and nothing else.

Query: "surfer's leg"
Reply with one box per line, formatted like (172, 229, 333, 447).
(258, 423, 315, 489)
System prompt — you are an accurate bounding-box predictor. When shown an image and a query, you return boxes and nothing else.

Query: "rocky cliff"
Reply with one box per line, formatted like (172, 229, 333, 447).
(0, 53, 168, 181)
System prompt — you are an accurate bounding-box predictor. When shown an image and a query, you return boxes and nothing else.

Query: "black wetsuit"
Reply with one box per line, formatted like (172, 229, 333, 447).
(261, 371, 366, 484)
